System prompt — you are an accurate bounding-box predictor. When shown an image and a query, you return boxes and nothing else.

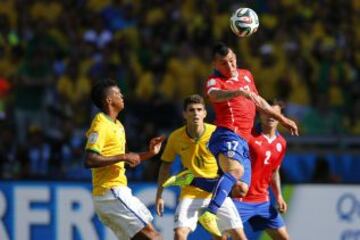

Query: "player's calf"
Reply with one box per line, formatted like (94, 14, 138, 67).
(266, 227, 290, 240)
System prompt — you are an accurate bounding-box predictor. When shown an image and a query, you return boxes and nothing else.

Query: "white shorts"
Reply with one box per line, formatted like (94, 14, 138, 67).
(174, 197, 243, 233)
(93, 186, 153, 240)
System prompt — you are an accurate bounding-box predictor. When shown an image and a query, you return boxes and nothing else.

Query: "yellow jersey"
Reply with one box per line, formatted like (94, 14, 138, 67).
(85, 113, 127, 196)
(161, 123, 218, 199)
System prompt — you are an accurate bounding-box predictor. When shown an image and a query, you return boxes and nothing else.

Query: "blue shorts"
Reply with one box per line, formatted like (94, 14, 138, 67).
(208, 127, 251, 186)
(234, 201, 285, 231)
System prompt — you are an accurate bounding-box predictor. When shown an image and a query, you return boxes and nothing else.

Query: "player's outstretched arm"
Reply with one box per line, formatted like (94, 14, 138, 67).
(270, 167, 287, 214)
(84, 151, 141, 168)
(136, 136, 166, 161)
(155, 161, 172, 216)
(243, 91, 299, 136)
(84, 136, 165, 169)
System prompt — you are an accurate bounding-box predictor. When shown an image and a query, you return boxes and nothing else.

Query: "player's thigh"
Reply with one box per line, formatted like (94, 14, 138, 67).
(233, 200, 256, 224)
(217, 197, 243, 234)
(208, 128, 249, 170)
(94, 187, 153, 239)
(174, 198, 207, 232)
(218, 153, 244, 178)
(265, 226, 290, 240)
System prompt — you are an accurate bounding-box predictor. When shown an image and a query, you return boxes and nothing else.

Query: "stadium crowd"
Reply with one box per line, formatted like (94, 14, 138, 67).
(0, 0, 359, 181)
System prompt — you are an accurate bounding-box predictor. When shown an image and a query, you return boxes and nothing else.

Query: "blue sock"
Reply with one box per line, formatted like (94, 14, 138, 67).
(207, 173, 237, 214)
(191, 178, 218, 192)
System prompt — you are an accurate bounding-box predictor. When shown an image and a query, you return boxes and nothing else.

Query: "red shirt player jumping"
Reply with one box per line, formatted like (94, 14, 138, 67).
(198, 42, 298, 237)
(163, 42, 298, 238)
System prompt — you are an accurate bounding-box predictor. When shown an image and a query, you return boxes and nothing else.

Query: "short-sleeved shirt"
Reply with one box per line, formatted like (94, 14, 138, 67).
(161, 123, 218, 199)
(234, 127, 287, 202)
(85, 113, 127, 196)
(205, 69, 258, 141)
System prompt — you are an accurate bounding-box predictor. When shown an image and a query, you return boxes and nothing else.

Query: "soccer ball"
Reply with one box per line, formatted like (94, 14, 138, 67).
(230, 8, 259, 37)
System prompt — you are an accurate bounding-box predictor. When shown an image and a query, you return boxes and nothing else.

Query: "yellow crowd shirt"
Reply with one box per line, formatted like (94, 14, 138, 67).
(85, 113, 127, 196)
(161, 123, 218, 199)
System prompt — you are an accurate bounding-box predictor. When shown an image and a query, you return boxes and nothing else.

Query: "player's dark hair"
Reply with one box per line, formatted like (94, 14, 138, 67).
(91, 79, 117, 111)
(183, 94, 205, 111)
(267, 99, 286, 113)
(212, 42, 230, 59)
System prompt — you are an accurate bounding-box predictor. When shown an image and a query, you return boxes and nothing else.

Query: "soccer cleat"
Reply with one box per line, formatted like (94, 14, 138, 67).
(198, 211, 221, 237)
(162, 169, 194, 188)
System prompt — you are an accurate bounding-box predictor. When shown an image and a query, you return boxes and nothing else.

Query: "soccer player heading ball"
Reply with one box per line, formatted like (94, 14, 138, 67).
(163, 42, 298, 237)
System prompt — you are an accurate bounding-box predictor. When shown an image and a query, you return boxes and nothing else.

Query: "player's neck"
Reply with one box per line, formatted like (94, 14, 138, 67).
(261, 126, 276, 138)
(104, 109, 119, 122)
(186, 123, 205, 140)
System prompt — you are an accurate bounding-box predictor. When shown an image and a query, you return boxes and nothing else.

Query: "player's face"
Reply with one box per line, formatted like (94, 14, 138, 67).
(107, 86, 124, 111)
(213, 49, 237, 78)
(183, 103, 207, 125)
(260, 105, 281, 128)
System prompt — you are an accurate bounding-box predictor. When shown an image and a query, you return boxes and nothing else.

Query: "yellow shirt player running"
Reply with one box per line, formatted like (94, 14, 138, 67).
(155, 95, 244, 240)
(84, 79, 165, 240)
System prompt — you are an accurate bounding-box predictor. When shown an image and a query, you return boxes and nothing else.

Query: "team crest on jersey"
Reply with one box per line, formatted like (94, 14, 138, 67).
(276, 143, 282, 152)
(88, 132, 98, 144)
(227, 151, 235, 158)
(207, 79, 216, 87)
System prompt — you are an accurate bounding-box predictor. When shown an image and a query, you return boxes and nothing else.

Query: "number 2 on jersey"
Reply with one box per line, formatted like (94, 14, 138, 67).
(264, 151, 271, 165)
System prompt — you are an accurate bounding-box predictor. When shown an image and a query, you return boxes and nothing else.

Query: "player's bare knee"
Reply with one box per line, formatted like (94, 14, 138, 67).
(232, 181, 249, 197)
(133, 226, 162, 240)
(239, 182, 249, 195)
(151, 231, 163, 240)
(175, 228, 189, 240)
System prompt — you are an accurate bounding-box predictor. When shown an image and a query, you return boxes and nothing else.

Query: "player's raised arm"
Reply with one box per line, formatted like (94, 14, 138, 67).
(243, 92, 299, 136)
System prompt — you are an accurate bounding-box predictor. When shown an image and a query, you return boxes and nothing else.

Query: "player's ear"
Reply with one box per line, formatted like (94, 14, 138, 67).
(182, 110, 187, 120)
(105, 96, 111, 105)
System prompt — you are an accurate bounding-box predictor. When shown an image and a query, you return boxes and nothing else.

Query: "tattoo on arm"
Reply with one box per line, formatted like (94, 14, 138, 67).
(210, 89, 242, 102)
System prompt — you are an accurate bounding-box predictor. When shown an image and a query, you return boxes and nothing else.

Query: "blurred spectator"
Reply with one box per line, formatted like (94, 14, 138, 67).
(0, 125, 20, 179)
(22, 126, 52, 179)
(0, 0, 357, 182)
(301, 94, 343, 135)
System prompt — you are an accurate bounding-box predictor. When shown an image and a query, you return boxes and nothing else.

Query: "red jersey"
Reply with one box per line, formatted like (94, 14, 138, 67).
(205, 69, 258, 141)
(239, 129, 287, 202)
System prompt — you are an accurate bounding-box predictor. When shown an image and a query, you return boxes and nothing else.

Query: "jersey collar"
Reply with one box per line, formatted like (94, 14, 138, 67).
(213, 69, 239, 79)
(185, 124, 207, 142)
(101, 112, 118, 124)
(254, 123, 280, 138)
